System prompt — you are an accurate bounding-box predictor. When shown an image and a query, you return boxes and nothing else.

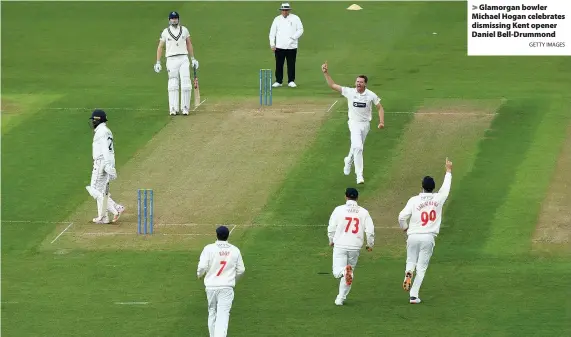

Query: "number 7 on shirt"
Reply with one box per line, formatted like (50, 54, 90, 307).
(216, 261, 227, 276)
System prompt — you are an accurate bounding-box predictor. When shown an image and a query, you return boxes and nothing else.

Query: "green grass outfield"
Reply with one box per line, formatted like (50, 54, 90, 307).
(2, 1, 571, 336)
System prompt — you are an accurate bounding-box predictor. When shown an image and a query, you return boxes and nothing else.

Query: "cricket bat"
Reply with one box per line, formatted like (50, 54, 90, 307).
(193, 65, 200, 107)
(100, 181, 110, 221)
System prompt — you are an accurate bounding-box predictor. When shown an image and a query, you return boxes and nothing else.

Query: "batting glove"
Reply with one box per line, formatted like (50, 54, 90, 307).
(105, 165, 117, 180)
(154, 61, 162, 73)
(191, 58, 199, 69)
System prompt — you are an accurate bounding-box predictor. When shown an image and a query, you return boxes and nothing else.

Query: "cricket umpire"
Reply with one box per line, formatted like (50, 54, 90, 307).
(269, 2, 304, 88)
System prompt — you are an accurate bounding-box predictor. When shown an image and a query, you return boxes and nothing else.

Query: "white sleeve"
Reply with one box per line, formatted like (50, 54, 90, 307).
(372, 92, 381, 105)
(398, 198, 414, 230)
(197, 247, 210, 277)
(269, 18, 277, 46)
(327, 208, 338, 244)
(183, 27, 190, 39)
(438, 172, 452, 202)
(235, 251, 245, 280)
(101, 130, 115, 168)
(364, 213, 375, 248)
(159, 30, 166, 42)
(292, 16, 304, 39)
(341, 87, 351, 99)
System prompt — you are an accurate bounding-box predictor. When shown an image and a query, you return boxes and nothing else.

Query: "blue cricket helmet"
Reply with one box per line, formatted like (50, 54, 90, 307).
(89, 109, 107, 129)
(169, 11, 179, 19)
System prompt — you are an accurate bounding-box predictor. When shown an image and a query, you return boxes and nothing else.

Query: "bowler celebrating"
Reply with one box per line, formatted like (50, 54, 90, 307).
(197, 226, 246, 337)
(154, 11, 199, 116)
(321, 62, 385, 184)
(398, 158, 453, 304)
(327, 188, 375, 306)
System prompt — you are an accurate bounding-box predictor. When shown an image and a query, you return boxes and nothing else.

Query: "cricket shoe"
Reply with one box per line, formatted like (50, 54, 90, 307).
(93, 216, 110, 224)
(272, 82, 282, 87)
(169, 111, 177, 116)
(409, 297, 422, 304)
(182, 110, 189, 116)
(112, 205, 125, 223)
(288, 82, 297, 88)
(357, 176, 365, 185)
(344, 265, 353, 286)
(343, 157, 352, 175)
(403, 271, 413, 291)
(334, 297, 344, 306)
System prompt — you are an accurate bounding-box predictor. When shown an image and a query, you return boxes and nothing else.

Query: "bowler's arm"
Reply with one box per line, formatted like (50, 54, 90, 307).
(398, 199, 413, 231)
(156, 40, 165, 63)
(376, 103, 385, 127)
(323, 71, 342, 93)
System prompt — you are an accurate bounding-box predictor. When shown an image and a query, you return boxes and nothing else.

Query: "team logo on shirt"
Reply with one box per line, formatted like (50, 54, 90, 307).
(353, 102, 367, 108)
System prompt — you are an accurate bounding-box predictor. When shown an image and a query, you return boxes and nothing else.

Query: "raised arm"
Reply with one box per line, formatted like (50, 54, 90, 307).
(438, 158, 453, 201)
(321, 62, 342, 93)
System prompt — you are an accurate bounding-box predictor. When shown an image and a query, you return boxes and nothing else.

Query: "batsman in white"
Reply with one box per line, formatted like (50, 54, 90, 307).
(154, 11, 199, 116)
(327, 188, 375, 306)
(398, 158, 453, 304)
(86, 109, 125, 224)
(197, 226, 245, 337)
(321, 62, 385, 184)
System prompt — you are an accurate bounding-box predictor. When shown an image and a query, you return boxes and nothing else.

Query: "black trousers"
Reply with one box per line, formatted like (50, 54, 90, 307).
(274, 48, 297, 84)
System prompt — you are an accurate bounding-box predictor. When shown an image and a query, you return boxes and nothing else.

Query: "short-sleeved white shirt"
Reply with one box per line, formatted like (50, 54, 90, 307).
(341, 87, 381, 123)
(160, 25, 190, 57)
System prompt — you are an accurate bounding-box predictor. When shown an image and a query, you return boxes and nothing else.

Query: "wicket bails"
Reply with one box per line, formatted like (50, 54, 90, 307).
(259, 69, 272, 106)
(137, 189, 154, 234)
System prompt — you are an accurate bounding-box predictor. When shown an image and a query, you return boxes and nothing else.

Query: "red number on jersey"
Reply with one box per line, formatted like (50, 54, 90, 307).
(344, 217, 360, 234)
(421, 210, 437, 226)
(216, 261, 227, 276)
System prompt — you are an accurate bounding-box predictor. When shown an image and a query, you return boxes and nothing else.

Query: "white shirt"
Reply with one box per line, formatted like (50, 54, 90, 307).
(159, 25, 190, 57)
(92, 123, 115, 168)
(269, 13, 304, 49)
(341, 87, 381, 123)
(398, 172, 452, 236)
(197, 240, 245, 288)
(327, 200, 375, 251)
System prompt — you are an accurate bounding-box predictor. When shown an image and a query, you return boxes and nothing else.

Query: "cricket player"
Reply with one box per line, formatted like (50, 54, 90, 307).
(327, 188, 375, 306)
(321, 62, 385, 184)
(197, 226, 245, 337)
(398, 158, 453, 304)
(86, 109, 125, 224)
(154, 11, 199, 116)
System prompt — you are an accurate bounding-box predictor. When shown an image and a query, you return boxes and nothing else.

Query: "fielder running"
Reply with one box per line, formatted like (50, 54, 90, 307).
(154, 11, 199, 116)
(321, 62, 385, 184)
(327, 188, 375, 306)
(398, 158, 453, 304)
(86, 109, 125, 224)
(197, 226, 246, 337)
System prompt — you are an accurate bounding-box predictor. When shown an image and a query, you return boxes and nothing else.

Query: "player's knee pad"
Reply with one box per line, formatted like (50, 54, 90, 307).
(180, 75, 191, 91)
(168, 77, 179, 91)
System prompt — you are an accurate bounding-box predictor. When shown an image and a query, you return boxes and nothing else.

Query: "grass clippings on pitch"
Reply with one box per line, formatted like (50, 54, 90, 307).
(42, 100, 330, 251)
(533, 122, 571, 253)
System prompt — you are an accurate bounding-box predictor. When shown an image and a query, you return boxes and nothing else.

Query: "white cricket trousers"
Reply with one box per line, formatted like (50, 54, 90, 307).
(85, 159, 118, 219)
(332, 248, 360, 300)
(405, 234, 436, 298)
(166, 55, 192, 113)
(347, 120, 370, 178)
(205, 287, 234, 337)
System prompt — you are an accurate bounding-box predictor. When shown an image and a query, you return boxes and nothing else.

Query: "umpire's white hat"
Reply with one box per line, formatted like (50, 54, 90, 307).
(279, 2, 292, 10)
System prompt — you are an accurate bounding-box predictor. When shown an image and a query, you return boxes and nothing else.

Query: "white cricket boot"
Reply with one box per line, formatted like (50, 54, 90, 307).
(169, 110, 177, 116)
(357, 176, 365, 185)
(334, 296, 344, 306)
(113, 205, 125, 223)
(182, 110, 189, 116)
(288, 81, 297, 88)
(409, 297, 422, 304)
(272, 82, 282, 87)
(343, 157, 352, 176)
(93, 216, 110, 224)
